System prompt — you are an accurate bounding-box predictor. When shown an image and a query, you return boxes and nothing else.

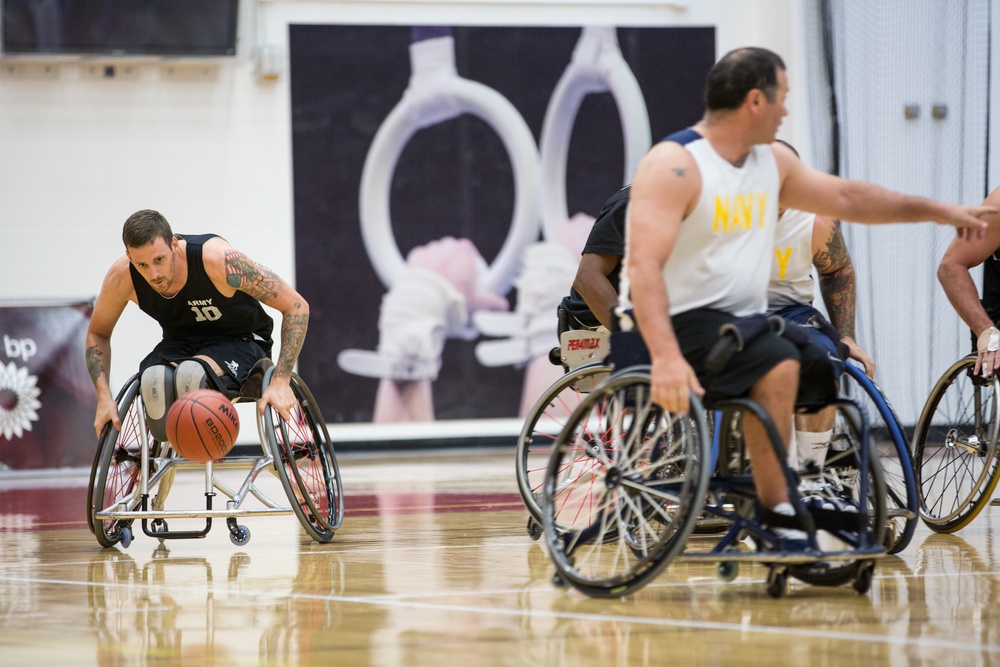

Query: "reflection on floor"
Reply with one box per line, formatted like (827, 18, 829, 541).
(1, 447, 1000, 666)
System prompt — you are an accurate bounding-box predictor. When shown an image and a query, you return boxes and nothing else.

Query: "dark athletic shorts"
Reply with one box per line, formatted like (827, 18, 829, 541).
(672, 308, 837, 406)
(139, 335, 268, 390)
(770, 303, 845, 378)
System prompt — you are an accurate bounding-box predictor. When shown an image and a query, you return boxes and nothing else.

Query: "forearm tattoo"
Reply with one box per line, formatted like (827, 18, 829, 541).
(814, 222, 857, 338)
(86, 345, 106, 385)
(225, 249, 280, 302)
(275, 308, 309, 378)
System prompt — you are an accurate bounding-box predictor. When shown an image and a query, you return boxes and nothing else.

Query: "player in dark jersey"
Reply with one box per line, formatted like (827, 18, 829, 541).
(559, 185, 628, 333)
(938, 184, 1000, 377)
(86, 209, 309, 440)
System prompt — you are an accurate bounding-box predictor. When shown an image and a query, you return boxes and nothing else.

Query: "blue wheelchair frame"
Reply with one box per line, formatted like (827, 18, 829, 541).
(841, 361, 918, 553)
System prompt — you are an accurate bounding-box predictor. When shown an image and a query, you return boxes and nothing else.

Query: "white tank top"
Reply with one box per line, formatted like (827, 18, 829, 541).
(661, 136, 781, 317)
(767, 208, 816, 310)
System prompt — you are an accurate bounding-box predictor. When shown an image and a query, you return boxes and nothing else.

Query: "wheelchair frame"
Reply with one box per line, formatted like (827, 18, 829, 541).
(839, 361, 918, 553)
(87, 362, 344, 548)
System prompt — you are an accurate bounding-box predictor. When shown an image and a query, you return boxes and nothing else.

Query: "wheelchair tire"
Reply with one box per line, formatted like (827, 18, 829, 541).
(89, 375, 164, 548)
(913, 356, 1000, 533)
(840, 363, 918, 554)
(264, 371, 344, 543)
(515, 362, 611, 529)
(541, 368, 711, 598)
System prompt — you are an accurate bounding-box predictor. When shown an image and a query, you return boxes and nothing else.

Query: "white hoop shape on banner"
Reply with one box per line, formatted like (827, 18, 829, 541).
(358, 32, 542, 296)
(538, 26, 651, 241)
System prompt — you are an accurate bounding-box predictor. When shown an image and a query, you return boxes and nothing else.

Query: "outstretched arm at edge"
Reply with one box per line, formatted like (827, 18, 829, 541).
(774, 142, 996, 239)
(938, 185, 1000, 375)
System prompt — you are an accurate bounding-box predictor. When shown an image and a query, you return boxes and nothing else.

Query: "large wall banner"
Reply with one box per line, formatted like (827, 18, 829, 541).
(0, 301, 97, 469)
(290, 24, 714, 425)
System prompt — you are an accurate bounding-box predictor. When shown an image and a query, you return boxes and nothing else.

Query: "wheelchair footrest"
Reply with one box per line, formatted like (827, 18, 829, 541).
(95, 507, 295, 520)
(143, 518, 211, 540)
(679, 544, 884, 565)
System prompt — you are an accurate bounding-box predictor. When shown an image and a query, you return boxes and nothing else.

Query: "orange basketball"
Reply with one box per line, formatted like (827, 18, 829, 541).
(165, 388, 240, 462)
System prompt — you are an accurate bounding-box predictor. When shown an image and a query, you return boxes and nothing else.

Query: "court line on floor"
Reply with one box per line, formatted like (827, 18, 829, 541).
(3, 572, 999, 655)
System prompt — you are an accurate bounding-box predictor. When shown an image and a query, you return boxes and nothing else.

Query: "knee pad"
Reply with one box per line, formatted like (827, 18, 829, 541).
(175, 359, 210, 395)
(140, 364, 176, 443)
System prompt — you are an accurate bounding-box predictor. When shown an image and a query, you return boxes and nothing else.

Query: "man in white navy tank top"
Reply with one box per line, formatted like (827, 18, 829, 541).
(939, 184, 1000, 378)
(86, 210, 310, 442)
(626, 47, 996, 546)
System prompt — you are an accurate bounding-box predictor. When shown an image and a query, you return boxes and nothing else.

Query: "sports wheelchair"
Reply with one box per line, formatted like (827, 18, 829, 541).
(86, 359, 344, 548)
(912, 353, 1000, 533)
(532, 317, 888, 598)
(517, 328, 917, 556)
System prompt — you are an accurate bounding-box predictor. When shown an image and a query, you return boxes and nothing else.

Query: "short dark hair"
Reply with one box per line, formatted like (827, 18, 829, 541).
(123, 209, 173, 249)
(705, 47, 786, 111)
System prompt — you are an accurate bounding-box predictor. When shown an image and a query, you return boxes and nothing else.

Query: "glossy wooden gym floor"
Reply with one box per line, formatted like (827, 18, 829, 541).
(1, 447, 999, 666)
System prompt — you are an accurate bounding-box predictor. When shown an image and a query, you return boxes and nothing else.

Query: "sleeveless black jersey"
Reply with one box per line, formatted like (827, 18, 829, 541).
(560, 185, 629, 329)
(983, 250, 1000, 326)
(130, 234, 274, 351)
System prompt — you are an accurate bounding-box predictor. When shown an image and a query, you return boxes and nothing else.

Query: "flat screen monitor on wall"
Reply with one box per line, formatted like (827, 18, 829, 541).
(1, 0, 239, 56)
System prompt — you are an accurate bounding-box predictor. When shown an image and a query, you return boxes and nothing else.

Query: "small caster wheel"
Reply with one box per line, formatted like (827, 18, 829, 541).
(118, 525, 133, 549)
(766, 567, 787, 599)
(853, 560, 875, 595)
(717, 561, 739, 582)
(551, 572, 568, 589)
(150, 518, 168, 534)
(526, 517, 542, 541)
(230, 525, 251, 546)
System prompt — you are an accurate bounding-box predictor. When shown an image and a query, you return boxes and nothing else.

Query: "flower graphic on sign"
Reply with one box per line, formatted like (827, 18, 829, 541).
(0, 361, 41, 440)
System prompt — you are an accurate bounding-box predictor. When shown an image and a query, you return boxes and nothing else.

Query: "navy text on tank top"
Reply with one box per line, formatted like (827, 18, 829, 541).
(130, 234, 274, 354)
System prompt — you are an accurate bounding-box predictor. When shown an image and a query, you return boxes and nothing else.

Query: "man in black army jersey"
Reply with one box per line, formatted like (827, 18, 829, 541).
(86, 209, 309, 441)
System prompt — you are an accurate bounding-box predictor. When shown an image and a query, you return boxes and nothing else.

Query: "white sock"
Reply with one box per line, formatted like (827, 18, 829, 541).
(786, 425, 799, 469)
(796, 429, 832, 468)
(772, 502, 795, 517)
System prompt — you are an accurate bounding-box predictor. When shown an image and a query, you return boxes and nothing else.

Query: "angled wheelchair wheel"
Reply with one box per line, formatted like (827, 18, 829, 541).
(790, 399, 887, 587)
(515, 363, 611, 531)
(88, 375, 172, 548)
(263, 372, 344, 543)
(840, 363, 918, 554)
(541, 368, 711, 598)
(913, 356, 1000, 533)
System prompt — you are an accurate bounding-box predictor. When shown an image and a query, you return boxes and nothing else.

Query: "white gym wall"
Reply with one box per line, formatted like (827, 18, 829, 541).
(0, 0, 804, 443)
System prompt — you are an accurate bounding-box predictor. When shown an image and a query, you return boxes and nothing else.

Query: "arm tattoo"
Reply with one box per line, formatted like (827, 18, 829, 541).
(671, 168, 686, 177)
(86, 345, 106, 385)
(274, 307, 309, 378)
(225, 249, 280, 303)
(814, 222, 857, 338)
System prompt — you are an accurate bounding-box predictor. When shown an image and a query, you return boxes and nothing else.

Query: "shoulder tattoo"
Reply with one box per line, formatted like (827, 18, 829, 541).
(224, 249, 280, 302)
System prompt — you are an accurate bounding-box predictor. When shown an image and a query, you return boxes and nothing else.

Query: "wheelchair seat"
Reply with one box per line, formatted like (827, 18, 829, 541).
(233, 357, 274, 401)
